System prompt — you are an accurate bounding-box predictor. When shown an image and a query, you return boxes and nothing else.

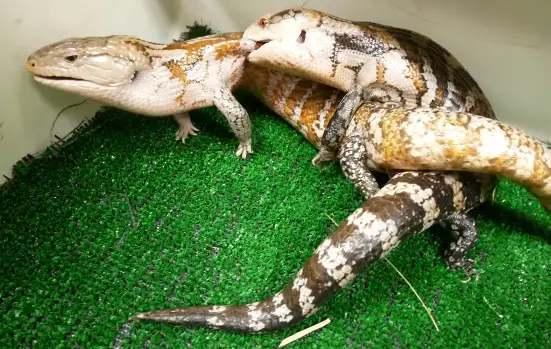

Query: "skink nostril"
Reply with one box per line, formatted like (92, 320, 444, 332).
(26, 60, 36, 72)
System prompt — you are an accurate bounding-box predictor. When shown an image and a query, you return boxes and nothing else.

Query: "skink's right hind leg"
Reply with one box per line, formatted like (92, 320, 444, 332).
(440, 213, 480, 282)
(173, 112, 200, 143)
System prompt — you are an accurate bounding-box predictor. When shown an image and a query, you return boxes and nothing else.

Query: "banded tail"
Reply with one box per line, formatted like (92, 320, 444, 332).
(131, 170, 492, 332)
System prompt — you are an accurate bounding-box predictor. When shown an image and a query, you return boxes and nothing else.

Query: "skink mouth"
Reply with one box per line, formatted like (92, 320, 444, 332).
(32, 72, 139, 87)
(255, 39, 271, 46)
(34, 75, 85, 82)
(252, 39, 271, 51)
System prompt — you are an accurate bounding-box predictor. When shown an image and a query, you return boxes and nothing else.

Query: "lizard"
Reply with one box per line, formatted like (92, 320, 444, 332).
(130, 68, 550, 333)
(26, 32, 551, 213)
(26, 32, 549, 332)
(131, 170, 493, 332)
(26, 32, 258, 159)
(241, 7, 498, 196)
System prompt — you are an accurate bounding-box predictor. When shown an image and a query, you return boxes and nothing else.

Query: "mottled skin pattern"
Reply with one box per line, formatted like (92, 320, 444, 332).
(241, 65, 551, 214)
(130, 62, 501, 332)
(132, 170, 493, 332)
(243, 7, 496, 192)
(26, 32, 548, 333)
(26, 33, 257, 158)
(342, 104, 551, 212)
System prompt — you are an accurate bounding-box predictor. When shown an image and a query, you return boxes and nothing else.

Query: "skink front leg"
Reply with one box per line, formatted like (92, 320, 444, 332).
(212, 86, 253, 159)
(312, 88, 364, 167)
(339, 134, 380, 199)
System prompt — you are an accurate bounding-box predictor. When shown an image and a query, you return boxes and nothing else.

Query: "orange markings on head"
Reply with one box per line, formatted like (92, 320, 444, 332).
(124, 40, 148, 53)
(305, 10, 324, 21)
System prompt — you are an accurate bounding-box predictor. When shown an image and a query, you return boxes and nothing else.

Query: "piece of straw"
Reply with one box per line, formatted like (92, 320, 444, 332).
(279, 318, 331, 347)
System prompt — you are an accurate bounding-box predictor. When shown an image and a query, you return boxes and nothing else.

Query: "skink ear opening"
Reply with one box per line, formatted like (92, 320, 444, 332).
(297, 30, 306, 44)
(130, 71, 139, 83)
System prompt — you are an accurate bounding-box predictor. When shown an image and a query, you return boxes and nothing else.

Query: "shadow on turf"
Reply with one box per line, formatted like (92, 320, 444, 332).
(477, 203, 551, 243)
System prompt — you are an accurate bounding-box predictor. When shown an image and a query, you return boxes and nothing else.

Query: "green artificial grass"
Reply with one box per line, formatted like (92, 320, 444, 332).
(2, 25, 550, 348)
(1, 93, 550, 349)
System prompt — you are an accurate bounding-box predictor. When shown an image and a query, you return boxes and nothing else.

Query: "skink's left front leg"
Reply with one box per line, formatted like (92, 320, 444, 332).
(312, 88, 364, 166)
(212, 86, 253, 159)
(339, 129, 486, 282)
(313, 84, 403, 168)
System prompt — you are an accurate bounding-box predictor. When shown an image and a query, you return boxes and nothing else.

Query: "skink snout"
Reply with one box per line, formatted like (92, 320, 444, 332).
(26, 59, 37, 73)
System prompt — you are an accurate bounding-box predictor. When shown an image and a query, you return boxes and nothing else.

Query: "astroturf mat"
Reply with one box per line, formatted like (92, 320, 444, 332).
(2, 23, 550, 348)
(1, 91, 550, 348)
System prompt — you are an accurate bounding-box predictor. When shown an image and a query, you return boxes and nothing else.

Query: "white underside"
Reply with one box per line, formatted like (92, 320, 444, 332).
(33, 52, 247, 117)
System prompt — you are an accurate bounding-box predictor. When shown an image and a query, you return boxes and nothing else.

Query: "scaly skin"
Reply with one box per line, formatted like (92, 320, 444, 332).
(242, 8, 496, 189)
(131, 170, 493, 332)
(26, 32, 547, 332)
(130, 66, 549, 332)
(27, 31, 550, 212)
(26, 33, 257, 159)
(341, 104, 551, 211)
(241, 66, 551, 214)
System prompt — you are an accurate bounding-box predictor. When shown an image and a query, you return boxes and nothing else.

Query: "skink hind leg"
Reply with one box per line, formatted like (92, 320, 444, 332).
(312, 88, 363, 167)
(173, 112, 200, 143)
(212, 86, 253, 159)
(440, 213, 480, 282)
(339, 135, 380, 199)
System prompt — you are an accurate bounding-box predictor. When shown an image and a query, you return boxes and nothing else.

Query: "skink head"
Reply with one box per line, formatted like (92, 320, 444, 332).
(243, 9, 327, 68)
(242, 8, 362, 90)
(26, 35, 153, 89)
(243, 8, 322, 52)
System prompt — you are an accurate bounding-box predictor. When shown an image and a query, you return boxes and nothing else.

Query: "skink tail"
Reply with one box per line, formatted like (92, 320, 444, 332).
(367, 106, 551, 213)
(131, 171, 491, 332)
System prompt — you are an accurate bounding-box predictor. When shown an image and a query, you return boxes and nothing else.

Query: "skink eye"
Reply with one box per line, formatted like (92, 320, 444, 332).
(258, 17, 269, 27)
(64, 55, 78, 63)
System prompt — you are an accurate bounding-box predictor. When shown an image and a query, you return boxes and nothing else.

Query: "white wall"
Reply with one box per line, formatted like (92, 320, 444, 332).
(0, 0, 174, 184)
(1, 0, 550, 184)
(170, 0, 551, 137)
